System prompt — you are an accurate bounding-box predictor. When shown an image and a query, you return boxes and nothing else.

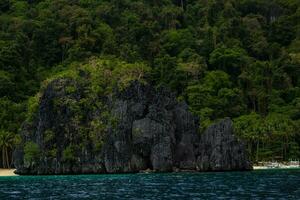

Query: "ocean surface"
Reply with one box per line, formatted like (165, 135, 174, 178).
(0, 169, 299, 199)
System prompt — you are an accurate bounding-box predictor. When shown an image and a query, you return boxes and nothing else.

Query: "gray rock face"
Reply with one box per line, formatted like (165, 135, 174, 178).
(14, 80, 252, 175)
(197, 118, 252, 171)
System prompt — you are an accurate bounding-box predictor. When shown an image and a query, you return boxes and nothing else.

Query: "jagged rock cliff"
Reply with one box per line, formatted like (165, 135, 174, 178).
(14, 80, 252, 175)
(197, 118, 252, 171)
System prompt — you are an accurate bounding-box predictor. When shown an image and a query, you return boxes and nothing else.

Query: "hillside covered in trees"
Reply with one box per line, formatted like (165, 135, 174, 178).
(0, 0, 299, 168)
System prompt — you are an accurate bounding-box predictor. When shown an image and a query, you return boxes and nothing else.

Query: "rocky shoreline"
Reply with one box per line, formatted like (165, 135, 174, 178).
(13, 81, 252, 175)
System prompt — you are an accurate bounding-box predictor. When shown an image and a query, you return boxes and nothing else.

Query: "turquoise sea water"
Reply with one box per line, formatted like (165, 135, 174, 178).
(0, 169, 299, 199)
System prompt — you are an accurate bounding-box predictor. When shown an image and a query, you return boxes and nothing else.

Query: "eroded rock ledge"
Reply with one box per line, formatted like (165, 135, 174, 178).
(14, 80, 252, 175)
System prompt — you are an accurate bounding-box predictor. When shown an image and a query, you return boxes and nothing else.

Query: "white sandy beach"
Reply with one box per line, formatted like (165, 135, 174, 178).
(253, 161, 300, 170)
(0, 169, 17, 176)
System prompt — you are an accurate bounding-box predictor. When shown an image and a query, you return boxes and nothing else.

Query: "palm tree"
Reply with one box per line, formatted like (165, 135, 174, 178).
(0, 130, 15, 168)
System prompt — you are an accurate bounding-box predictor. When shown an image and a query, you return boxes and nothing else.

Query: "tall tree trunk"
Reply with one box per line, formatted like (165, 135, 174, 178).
(2, 147, 6, 168)
(11, 149, 14, 167)
(284, 135, 288, 161)
(256, 140, 260, 161)
(5, 148, 10, 168)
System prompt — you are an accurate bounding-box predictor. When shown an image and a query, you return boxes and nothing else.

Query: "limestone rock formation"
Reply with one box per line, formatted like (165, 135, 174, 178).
(14, 80, 252, 175)
(197, 118, 252, 171)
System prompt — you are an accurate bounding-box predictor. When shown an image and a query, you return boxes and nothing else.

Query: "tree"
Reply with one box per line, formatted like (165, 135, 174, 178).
(242, 15, 269, 59)
(269, 15, 296, 46)
(265, 113, 298, 160)
(0, 70, 14, 97)
(24, 142, 40, 166)
(62, 145, 75, 162)
(209, 45, 249, 76)
(187, 70, 246, 131)
(0, 130, 16, 168)
(160, 5, 183, 29)
(234, 112, 299, 161)
(161, 29, 194, 56)
(0, 0, 9, 13)
(177, 48, 207, 82)
(112, 62, 151, 89)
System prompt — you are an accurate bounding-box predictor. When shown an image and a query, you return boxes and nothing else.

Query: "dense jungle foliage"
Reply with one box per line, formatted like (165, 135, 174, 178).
(0, 0, 300, 167)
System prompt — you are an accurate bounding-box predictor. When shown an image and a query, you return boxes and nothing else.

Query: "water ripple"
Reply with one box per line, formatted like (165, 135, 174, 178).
(0, 169, 299, 199)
